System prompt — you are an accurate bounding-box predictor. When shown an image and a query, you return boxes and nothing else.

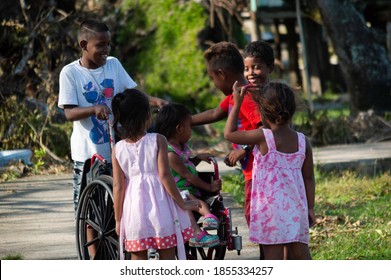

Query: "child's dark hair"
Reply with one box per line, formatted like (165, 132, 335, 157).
(257, 82, 296, 125)
(154, 103, 191, 140)
(78, 19, 110, 41)
(112, 89, 150, 140)
(243, 41, 275, 67)
(204, 42, 244, 74)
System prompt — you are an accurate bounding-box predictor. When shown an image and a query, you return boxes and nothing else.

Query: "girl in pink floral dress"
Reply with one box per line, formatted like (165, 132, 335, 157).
(225, 82, 315, 260)
(111, 89, 200, 260)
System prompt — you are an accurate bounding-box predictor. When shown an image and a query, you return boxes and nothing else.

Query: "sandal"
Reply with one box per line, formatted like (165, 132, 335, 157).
(202, 213, 219, 230)
(189, 230, 220, 248)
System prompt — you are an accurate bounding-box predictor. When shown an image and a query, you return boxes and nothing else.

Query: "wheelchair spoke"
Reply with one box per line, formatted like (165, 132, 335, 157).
(84, 217, 100, 232)
(197, 247, 208, 259)
(103, 237, 118, 259)
(96, 185, 108, 225)
(88, 188, 103, 227)
(103, 196, 115, 232)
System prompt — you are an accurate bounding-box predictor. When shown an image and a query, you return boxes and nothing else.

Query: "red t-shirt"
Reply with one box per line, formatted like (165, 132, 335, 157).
(220, 93, 261, 181)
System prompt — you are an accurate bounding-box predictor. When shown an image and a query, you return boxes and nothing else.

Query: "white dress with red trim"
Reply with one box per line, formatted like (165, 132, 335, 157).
(115, 133, 193, 259)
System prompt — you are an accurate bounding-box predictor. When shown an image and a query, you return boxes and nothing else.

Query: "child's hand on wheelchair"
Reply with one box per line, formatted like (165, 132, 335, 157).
(224, 149, 245, 167)
(196, 153, 214, 163)
(210, 179, 222, 192)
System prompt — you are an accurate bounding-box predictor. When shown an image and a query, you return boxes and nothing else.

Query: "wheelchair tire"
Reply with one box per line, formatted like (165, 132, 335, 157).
(75, 175, 119, 260)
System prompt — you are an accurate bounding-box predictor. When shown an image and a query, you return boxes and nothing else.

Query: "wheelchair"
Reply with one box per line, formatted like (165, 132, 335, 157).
(75, 153, 118, 260)
(75, 154, 242, 260)
(185, 157, 242, 260)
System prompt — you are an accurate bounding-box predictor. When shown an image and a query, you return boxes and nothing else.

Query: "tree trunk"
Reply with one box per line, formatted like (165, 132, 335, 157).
(315, 0, 391, 116)
(285, 19, 302, 87)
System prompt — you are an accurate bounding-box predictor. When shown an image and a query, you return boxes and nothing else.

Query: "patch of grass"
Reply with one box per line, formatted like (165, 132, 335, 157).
(222, 172, 245, 206)
(2, 253, 24, 260)
(311, 171, 391, 259)
(222, 171, 391, 259)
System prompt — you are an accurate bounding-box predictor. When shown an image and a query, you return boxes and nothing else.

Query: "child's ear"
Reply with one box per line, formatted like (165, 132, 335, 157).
(217, 69, 225, 79)
(175, 123, 182, 134)
(80, 40, 87, 51)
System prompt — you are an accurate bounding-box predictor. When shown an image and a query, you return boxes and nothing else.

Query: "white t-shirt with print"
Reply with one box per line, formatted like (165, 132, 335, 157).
(58, 56, 137, 163)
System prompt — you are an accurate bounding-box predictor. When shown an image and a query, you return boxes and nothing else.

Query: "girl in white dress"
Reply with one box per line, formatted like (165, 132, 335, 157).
(111, 89, 200, 260)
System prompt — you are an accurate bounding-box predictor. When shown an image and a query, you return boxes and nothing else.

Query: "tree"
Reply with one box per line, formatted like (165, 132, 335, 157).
(314, 0, 391, 116)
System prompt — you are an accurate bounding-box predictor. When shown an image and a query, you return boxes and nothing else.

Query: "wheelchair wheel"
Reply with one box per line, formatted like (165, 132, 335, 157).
(76, 175, 119, 260)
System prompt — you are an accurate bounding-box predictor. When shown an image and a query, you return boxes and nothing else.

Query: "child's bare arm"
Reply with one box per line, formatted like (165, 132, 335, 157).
(302, 137, 316, 227)
(168, 152, 222, 192)
(112, 147, 125, 235)
(63, 104, 110, 121)
(224, 83, 263, 146)
(191, 107, 227, 126)
(149, 96, 169, 108)
(157, 135, 200, 210)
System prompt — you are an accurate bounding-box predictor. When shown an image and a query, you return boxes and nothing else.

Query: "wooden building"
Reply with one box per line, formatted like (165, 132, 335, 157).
(243, 0, 391, 97)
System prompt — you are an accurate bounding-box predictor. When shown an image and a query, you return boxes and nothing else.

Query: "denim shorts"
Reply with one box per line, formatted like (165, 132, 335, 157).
(73, 160, 112, 216)
(73, 161, 85, 215)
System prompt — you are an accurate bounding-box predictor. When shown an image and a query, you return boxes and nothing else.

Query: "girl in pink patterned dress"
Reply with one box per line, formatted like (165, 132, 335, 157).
(224, 82, 315, 260)
(111, 89, 200, 260)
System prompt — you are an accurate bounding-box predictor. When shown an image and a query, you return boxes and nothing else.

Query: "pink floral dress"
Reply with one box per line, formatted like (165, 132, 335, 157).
(250, 128, 310, 245)
(115, 133, 193, 259)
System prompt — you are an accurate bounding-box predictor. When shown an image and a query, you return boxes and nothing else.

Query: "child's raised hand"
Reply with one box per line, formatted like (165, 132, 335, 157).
(232, 81, 252, 105)
(232, 81, 245, 102)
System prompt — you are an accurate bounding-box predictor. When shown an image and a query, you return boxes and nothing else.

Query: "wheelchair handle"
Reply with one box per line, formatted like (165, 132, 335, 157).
(91, 153, 106, 165)
(208, 156, 219, 181)
(107, 119, 115, 151)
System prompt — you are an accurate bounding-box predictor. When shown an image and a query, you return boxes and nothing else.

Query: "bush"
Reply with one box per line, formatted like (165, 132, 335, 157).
(0, 96, 72, 167)
(118, 0, 222, 112)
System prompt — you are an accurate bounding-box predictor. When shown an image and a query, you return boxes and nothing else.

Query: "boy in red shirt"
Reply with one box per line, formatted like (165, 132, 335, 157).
(192, 41, 274, 226)
(192, 41, 275, 260)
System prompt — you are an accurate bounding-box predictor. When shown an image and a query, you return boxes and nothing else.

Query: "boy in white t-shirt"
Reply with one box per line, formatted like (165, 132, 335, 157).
(58, 19, 167, 216)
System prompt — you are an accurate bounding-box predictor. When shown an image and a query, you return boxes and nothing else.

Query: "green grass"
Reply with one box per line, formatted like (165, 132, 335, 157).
(1, 253, 24, 260)
(222, 170, 391, 260)
(222, 172, 245, 206)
